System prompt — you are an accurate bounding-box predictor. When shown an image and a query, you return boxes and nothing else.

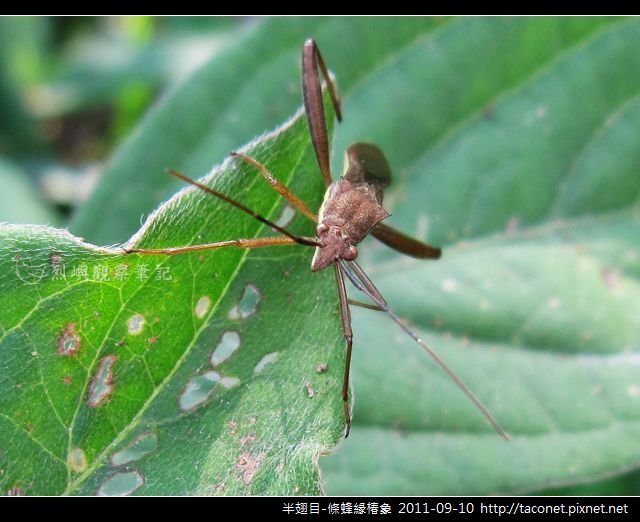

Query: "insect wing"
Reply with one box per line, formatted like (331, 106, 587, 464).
(342, 143, 391, 205)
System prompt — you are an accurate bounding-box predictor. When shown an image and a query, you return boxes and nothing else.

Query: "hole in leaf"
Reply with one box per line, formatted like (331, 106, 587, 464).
(111, 432, 158, 466)
(179, 371, 220, 411)
(210, 331, 241, 367)
(88, 355, 117, 408)
(275, 204, 296, 228)
(179, 370, 240, 411)
(220, 376, 240, 389)
(253, 352, 279, 374)
(228, 284, 261, 320)
(97, 471, 144, 496)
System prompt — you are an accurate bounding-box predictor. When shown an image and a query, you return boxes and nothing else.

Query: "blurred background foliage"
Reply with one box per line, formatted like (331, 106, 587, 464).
(0, 16, 241, 225)
(1, 16, 639, 495)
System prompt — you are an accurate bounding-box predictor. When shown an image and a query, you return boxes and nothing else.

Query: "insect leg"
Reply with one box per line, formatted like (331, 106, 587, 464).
(123, 236, 309, 255)
(346, 260, 387, 306)
(166, 169, 317, 247)
(230, 152, 317, 222)
(339, 260, 509, 440)
(302, 39, 342, 187)
(372, 223, 442, 260)
(334, 263, 353, 437)
(347, 299, 384, 311)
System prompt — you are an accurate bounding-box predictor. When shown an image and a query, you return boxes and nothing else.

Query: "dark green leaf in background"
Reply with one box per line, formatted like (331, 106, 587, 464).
(322, 16, 640, 495)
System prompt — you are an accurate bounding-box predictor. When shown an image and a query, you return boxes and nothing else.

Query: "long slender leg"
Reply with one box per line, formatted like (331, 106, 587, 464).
(347, 260, 387, 306)
(334, 263, 353, 437)
(302, 39, 342, 187)
(167, 169, 317, 247)
(372, 223, 442, 260)
(124, 236, 307, 255)
(338, 260, 509, 440)
(231, 152, 317, 222)
(347, 299, 384, 311)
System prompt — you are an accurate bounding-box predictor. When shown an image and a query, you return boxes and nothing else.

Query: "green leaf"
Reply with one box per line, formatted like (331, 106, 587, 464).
(321, 17, 640, 495)
(0, 107, 344, 495)
(543, 468, 640, 496)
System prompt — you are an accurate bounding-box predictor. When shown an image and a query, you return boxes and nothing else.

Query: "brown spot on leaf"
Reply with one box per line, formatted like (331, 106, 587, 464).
(7, 486, 23, 496)
(62, 375, 73, 386)
(305, 381, 315, 398)
(236, 451, 264, 486)
(316, 363, 328, 374)
(228, 420, 238, 434)
(57, 323, 81, 356)
(239, 434, 256, 447)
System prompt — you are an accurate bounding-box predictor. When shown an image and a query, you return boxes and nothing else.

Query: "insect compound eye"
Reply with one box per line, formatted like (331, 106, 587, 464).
(316, 223, 329, 237)
(343, 245, 358, 261)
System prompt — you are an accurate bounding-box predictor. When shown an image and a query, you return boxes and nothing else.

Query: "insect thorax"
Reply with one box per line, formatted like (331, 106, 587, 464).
(311, 178, 390, 271)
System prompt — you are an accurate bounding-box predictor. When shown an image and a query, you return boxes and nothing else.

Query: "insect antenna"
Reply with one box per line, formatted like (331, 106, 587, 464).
(338, 259, 509, 441)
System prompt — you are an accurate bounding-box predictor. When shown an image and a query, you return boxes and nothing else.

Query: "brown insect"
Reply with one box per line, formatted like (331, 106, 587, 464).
(126, 39, 508, 440)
